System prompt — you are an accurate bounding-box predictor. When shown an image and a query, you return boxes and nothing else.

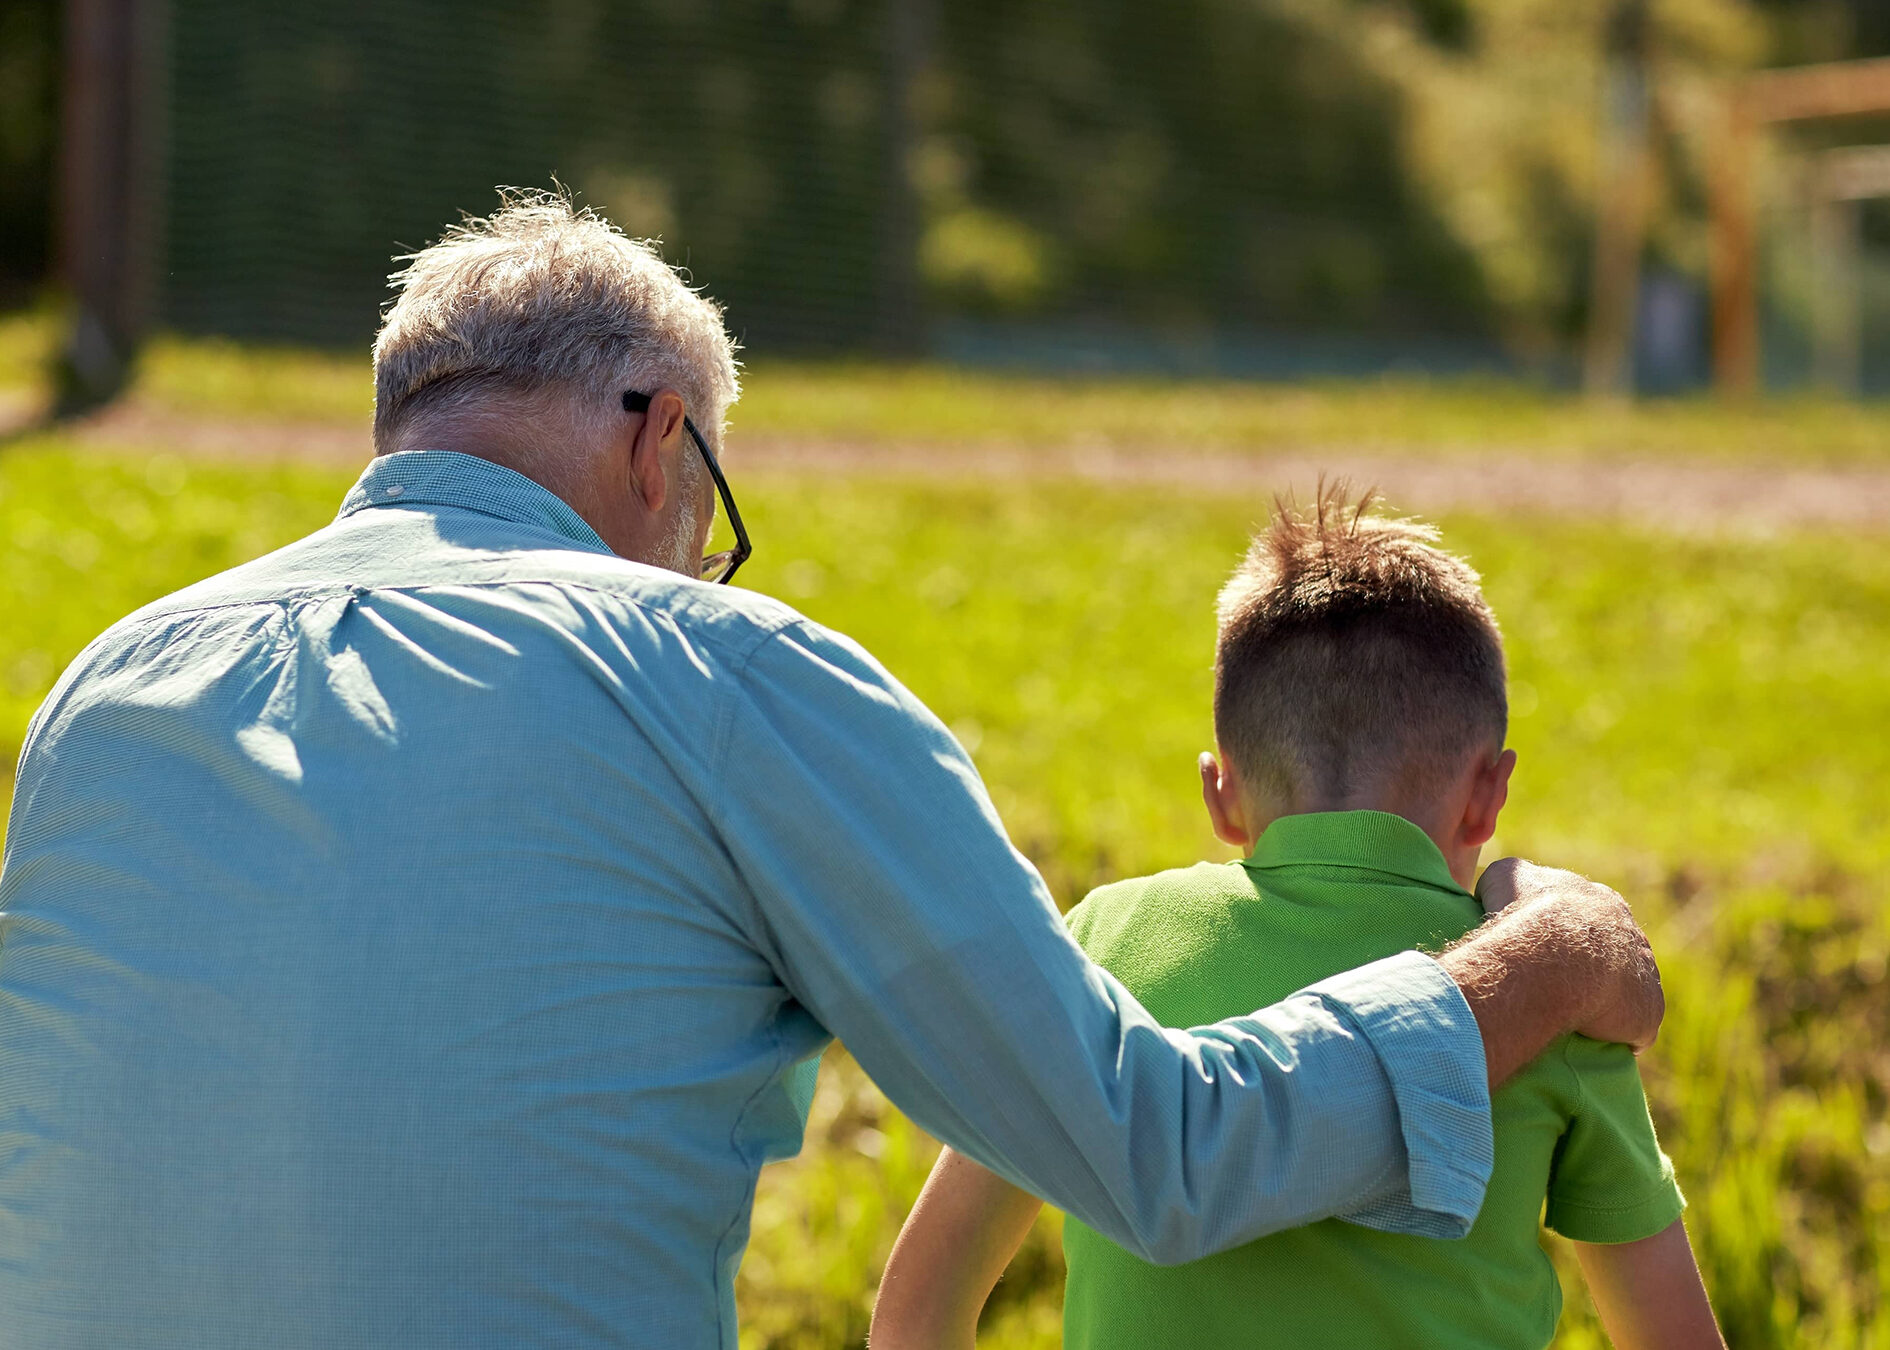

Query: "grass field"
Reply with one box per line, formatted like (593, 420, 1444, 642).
(3, 337, 1889, 1347)
(10, 310, 1890, 465)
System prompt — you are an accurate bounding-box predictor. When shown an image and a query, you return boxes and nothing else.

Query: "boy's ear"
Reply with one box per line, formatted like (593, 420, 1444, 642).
(1200, 752, 1255, 851)
(1461, 747, 1517, 849)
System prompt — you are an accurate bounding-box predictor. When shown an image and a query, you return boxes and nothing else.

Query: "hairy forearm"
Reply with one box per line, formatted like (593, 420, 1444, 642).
(1444, 859, 1664, 1088)
(1439, 908, 1585, 1089)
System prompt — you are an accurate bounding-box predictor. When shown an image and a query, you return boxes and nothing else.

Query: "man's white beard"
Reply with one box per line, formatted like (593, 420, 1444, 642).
(654, 454, 707, 577)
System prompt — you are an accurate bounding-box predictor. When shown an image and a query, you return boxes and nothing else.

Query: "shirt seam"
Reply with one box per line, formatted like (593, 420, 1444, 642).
(703, 621, 828, 964)
(1548, 1183, 1680, 1217)
(1548, 1039, 1675, 1219)
(709, 618, 833, 780)
(711, 1017, 796, 1350)
(1241, 859, 1474, 903)
(338, 497, 608, 552)
(104, 577, 803, 670)
(1562, 1035, 1589, 1118)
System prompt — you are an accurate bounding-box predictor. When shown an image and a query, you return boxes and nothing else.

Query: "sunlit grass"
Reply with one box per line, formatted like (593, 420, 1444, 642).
(2, 439, 1887, 1348)
(0, 309, 56, 402)
(8, 317, 1890, 464)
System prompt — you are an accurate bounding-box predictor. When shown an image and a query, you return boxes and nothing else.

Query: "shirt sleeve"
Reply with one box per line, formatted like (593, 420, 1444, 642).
(1543, 1036, 1685, 1244)
(707, 618, 1494, 1264)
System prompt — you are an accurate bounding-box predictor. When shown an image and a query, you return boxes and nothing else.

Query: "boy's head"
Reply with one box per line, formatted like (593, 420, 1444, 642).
(1200, 483, 1515, 889)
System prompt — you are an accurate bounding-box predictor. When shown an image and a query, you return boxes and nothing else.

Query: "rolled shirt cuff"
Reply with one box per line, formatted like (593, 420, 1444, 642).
(1304, 950, 1495, 1239)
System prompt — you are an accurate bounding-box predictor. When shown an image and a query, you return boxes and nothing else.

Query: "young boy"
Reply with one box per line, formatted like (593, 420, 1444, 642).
(870, 488, 1722, 1350)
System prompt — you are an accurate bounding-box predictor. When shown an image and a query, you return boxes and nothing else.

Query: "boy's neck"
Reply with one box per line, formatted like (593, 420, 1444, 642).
(1207, 744, 1509, 893)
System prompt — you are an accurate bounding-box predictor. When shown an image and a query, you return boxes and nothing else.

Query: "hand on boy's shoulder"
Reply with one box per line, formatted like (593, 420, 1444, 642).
(1465, 857, 1664, 1053)
(1475, 857, 1631, 924)
(1473, 856, 1544, 915)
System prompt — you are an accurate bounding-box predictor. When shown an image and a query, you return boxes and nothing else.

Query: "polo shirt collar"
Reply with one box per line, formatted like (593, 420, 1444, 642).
(337, 450, 613, 554)
(1244, 809, 1469, 898)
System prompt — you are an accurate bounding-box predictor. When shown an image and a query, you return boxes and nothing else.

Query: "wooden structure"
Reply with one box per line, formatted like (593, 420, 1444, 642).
(1584, 0, 1652, 399)
(56, 0, 164, 412)
(1711, 56, 1890, 395)
(1805, 145, 1890, 392)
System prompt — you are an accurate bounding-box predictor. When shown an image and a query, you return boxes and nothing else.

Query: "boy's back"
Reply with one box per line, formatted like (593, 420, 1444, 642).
(1062, 810, 1682, 1350)
(871, 486, 1721, 1350)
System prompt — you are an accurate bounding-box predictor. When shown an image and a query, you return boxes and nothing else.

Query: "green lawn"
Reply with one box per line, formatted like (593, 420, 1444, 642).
(2, 433, 1887, 1348)
(9, 311, 1890, 464)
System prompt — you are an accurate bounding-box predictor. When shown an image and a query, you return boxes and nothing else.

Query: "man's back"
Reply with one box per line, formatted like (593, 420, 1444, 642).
(0, 453, 833, 1346)
(1061, 811, 1682, 1350)
(4, 453, 1518, 1349)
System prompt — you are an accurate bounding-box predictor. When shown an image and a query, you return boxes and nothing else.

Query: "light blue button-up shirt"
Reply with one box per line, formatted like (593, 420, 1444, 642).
(0, 451, 1492, 1348)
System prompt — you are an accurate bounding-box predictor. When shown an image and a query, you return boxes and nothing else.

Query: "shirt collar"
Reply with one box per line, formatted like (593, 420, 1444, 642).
(1243, 810, 1470, 898)
(337, 450, 613, 554)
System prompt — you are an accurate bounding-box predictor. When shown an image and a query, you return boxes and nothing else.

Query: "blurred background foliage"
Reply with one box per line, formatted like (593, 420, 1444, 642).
(7, 0, 1890, 364)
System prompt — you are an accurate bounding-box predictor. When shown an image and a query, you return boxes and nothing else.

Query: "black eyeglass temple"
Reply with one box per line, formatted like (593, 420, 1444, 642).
(621, 388, 752, 585)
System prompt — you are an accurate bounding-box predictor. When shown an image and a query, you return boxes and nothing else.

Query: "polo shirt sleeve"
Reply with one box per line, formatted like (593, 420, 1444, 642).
(707, 617, 1494, 1264)
(1543, 1036, 1686, 1243)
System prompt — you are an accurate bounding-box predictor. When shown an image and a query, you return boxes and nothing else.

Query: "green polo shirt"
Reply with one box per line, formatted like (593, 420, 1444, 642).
(1061, 811, 1684, 1350)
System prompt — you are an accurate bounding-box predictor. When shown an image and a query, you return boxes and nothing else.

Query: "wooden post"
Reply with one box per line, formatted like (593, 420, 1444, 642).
(1808, 191, 1860, 393)
(1709, 56, 1890, 398)
(55, 0, 161, 414)
(1585, 0, 1652, 400)
(1709, 88, 1759, 397)
(1805, 146, 1890, 393)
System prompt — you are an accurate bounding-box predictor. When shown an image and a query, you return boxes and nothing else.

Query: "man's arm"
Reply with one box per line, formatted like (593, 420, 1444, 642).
(707, 620, 1663, 1263)
(1447, 857, 1666, 1088)
(1574, 1221, 1725, 1350)
(869, 1147, 1042, 1350)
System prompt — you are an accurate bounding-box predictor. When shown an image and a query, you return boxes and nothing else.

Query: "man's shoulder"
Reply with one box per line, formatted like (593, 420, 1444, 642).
(118, 513, 815, 665)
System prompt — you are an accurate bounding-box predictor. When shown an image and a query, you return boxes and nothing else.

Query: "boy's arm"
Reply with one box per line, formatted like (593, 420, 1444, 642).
(870, 1147, 1044, 1350)
(1574, 1220, 1725, 1350)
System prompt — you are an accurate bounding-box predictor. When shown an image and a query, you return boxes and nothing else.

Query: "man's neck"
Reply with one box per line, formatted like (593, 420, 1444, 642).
(386, 417, 635, 558)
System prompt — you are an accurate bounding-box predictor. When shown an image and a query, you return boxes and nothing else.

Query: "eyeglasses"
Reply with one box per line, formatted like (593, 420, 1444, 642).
(622, 390, 752, 585)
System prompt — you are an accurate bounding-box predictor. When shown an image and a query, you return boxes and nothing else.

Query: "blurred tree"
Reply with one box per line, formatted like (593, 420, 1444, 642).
(929, 0, 1489, 334)
(1756, 0, 1890, 63)
(1329, 0, 1762, 355)
(0, 0, 58, 307)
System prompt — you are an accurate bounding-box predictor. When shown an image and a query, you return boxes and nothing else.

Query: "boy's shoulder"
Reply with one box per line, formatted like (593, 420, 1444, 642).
(1063, 862, 1292, 1027)
(1065, 861, 1254, 948)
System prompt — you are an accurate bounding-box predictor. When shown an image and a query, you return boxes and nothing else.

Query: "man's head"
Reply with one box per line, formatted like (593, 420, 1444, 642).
(1199, 483, 1515, 887)
(372, 189, 741, 572)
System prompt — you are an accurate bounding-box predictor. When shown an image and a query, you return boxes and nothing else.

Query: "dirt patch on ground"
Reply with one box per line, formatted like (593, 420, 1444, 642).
(737, 439, 1890, 532)
(36, 399, 1890, 531)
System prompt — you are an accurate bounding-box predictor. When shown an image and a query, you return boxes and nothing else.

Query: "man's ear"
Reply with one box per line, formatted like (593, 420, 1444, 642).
(1461, 747, 1517, 849)
(1200, 751, 1255, 851)
(625, 388, 689, 513)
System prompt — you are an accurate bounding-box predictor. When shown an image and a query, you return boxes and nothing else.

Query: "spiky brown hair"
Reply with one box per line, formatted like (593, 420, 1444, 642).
(1213, 480, 1507, 807)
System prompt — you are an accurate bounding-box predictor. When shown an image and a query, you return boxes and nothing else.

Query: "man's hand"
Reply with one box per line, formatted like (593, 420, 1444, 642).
(1441, 858, 1664, 1088)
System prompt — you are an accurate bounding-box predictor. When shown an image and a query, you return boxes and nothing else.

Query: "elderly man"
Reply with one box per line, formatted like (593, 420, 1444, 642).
(0, 193, 1661, 1348)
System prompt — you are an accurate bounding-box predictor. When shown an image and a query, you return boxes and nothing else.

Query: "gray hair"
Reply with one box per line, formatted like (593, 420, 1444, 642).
(372, 188, 741, 455)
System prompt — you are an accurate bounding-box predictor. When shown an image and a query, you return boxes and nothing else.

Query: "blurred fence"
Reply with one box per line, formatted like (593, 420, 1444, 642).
(31, 0, 1890, 388)
(164, 0, 897, 352)
(98, 0, 1508, 364)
